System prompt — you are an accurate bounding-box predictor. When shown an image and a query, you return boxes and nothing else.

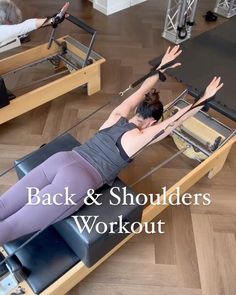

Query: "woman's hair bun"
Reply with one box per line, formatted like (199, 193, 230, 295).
(136, 88, 163, 121)
(144, 88, 160, 105)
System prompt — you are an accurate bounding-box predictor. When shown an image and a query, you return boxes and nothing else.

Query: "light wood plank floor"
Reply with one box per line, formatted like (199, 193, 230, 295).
(0, 1, 235, 294)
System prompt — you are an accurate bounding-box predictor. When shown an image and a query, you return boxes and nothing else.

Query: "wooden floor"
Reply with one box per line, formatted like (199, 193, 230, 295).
(0, 1, 236, 295)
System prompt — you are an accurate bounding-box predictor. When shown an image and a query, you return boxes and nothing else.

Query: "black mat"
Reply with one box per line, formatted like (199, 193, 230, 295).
(150, 17, 236, 121)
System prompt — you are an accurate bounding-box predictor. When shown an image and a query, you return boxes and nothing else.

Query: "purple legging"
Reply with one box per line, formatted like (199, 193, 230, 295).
(0, 151, 103, 245)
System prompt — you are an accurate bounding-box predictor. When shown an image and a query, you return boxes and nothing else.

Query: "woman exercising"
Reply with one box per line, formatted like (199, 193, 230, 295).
(0, 0, 69, 45)
(0, 45, 223, 245)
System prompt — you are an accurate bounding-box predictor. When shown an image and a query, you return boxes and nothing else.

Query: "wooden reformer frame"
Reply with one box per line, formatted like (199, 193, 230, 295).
(0, 15, 105, 125)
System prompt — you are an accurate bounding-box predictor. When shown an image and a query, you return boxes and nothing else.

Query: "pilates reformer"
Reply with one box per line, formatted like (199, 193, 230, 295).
(0, 64, 235, 295)
(0, 14, 105, 125)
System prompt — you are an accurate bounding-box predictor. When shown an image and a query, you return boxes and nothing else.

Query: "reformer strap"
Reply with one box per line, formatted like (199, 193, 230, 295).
(174, 97, 212, 122)
(120, 60, 177, 96)
(132, 60, 177, 88)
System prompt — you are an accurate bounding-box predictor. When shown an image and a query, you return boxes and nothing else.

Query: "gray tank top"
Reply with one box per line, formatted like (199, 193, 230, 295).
(73, 117, 137, 186)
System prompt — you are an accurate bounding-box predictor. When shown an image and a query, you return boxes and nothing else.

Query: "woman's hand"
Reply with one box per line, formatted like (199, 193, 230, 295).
(159, 45, 182, 71)
(201, 76, 224, 102)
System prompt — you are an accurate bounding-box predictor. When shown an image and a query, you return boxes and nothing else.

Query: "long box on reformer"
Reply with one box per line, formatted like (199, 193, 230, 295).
(13, 133, 144, 270)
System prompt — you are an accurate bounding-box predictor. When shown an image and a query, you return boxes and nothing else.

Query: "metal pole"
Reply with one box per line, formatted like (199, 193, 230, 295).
(47, 28, 57, 49)
(178, 0, 188, 27)
(83, 32, 97, 67)
(189, 0, 198, 22)
(214, 0, 236, 18)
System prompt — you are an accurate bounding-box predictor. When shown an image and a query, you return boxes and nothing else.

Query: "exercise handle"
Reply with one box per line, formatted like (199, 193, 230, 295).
(57, 2, 70, 19)
(67, 14, 96, 35)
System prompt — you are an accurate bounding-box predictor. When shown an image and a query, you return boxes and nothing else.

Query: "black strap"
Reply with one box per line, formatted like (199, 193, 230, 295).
(130, 69, 165, 88)
(131, 59, 177, 88)
(171, 94, 214, 123)
(159, 60, 177, 71)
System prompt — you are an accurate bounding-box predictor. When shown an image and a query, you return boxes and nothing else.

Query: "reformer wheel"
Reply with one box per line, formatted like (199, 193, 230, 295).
(171, 132, 208, 161)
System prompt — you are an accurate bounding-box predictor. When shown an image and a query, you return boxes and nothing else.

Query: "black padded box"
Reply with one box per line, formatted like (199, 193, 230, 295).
(14, 133, 80, 179)
(54, 179, 143, 267)
(4, 228, 80, 294)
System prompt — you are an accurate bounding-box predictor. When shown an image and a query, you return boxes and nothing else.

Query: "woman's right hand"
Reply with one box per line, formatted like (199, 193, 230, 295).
(159, 45, 182, 71)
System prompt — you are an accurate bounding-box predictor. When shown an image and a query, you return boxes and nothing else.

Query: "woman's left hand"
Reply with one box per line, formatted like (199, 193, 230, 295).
(202, 76, 224, 101)
(159, 45, 182, 71)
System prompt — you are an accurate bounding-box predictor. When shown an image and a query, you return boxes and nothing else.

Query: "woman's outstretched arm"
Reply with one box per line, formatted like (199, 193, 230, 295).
(130, 77, 224, 153)
(0, 2, 69, 44)
(110, 46, 182, 119)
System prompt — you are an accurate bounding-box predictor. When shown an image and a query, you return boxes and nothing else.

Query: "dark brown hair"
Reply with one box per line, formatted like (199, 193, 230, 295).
(136, 88, 163, 121)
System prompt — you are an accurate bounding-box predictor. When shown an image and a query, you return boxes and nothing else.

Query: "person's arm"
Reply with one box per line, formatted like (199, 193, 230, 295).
(0, 19, 37, 43)
(0, 2, 70, 44)
(131, 77, 224, 151)
(110, 46, 182, 119)
(0, 17, 59, 44)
